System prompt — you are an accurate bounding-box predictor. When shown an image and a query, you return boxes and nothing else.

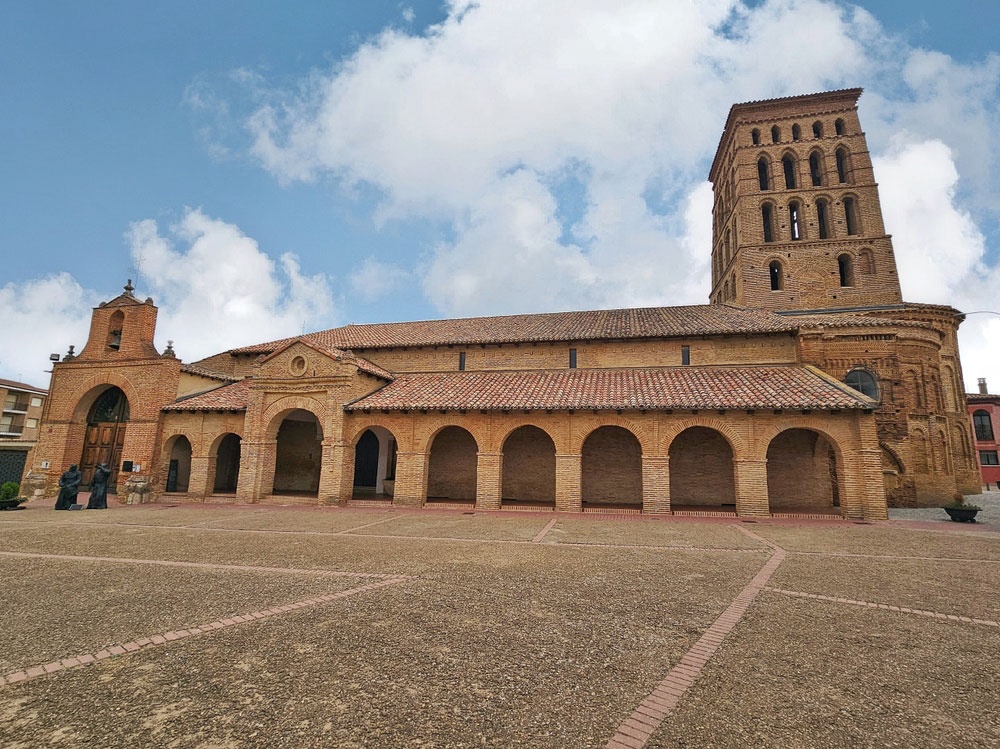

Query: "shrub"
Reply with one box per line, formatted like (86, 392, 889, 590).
(0, 482, 19, 501)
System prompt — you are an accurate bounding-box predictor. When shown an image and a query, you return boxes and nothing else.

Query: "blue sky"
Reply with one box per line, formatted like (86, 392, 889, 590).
(2, 0, 999, 391)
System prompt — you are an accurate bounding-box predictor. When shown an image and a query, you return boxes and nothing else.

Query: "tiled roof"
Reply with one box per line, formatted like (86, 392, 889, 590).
(231, 305, 798, 355)
(0, 378, 47, 395)
(786, 313, 928, 329)
(180, 363, 241, 382)
(345, 365, 875, 412)
(163, 379, 251, 412)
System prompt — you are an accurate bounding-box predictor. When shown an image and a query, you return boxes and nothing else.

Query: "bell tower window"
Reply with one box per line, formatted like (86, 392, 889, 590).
(788, 202, 802, 240)
(107, 310, 124, 351)
(769, 260, 783, 291)
(771, 125, 780, 144)
(757, 158, 770, 190)
(817, 199, 831, 239)
(782, 155, 796, 189)
(761, 204, 775, 243)
(836, 147, 849, 183)
(844, 197, 860, 235)
(838, 254, 855, 287)
(809, 152, 823, 186)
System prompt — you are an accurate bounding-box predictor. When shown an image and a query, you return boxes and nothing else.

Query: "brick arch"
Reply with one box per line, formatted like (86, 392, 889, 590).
(661, 417, 747, 459)
(750, 417, 853, 462)
(668, 425, 736, 508)
(67, 376, 143, 423)
(160, 428, 204, 457)
(208, 430, 244, 456)
(580, 423, 644, 507)
(414, 418, 484, 455)
(500, 425, 557, 505)
(261, 396, 328, 440)
(160, 432, 194, 493)
(571, 416, 653, 455)
(490, 418, 562, 453)
(425, 424, 479, 502)
(761, 420, 850, 514)
(346, 419, 402, 448)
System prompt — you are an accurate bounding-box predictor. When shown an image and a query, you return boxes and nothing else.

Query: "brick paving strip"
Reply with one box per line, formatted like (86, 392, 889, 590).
(765, 587, 1000, 627)
(0, 575, 411, 689)
(0, 550, 412, 580)
(605, 526, 788, 749)
(531, 518, 558, 543)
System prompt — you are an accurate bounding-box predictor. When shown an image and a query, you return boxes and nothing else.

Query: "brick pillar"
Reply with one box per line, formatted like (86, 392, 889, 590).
(734, 458, 769, 517)
(555, 453, 582, 512)
(476, 452, 502, 510)
(393, 451, 427, 508)
(319, 440, 349, 507)
(188, 454, 211, 500)
(237, 439, 275, 504)
(859, 446, 887, 520)
(642, 455, 670, 514)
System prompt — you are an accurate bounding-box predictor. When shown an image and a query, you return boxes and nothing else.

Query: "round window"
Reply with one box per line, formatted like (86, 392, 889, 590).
(290, 355, 307, 376)
(844, 369, 879, 399)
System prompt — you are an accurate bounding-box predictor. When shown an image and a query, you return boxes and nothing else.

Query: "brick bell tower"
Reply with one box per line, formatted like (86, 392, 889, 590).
(708, 88, 903, 311)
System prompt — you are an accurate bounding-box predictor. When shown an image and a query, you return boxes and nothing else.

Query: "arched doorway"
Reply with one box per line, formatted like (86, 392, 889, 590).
(501, 425, 556, 508)
(165, 435, 192, 493)
(80, 386, 129, 491)
(427, 426, 477, 504)
(582, 426, 642, 509)
(668, 427, 735, 510)
(352, 426, 397, 498)
(766, 428, 841, 514)
(273, 410, 322, 495)
(212, 433, 241, 494)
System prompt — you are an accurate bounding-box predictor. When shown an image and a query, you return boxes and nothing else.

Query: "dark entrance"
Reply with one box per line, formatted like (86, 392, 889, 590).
(80, 387, 129, 491)
(353, 430, 379, 489)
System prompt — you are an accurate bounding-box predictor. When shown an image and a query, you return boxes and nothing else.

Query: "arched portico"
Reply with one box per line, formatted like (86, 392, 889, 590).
(668, 426, 736, 510)
(351, 425, 397, 499)
(272, 409, 323, 496)
(426, 426, 478, 505)
(766, 428, 842, 514)
(581, 425, 642, 509)
(211, 433, 242, 494)
(164, 434, 192, 493)
(501, 425, 556, 508)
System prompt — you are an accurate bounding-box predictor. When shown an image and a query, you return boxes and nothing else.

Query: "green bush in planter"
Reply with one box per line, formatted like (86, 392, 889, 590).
(0, 482, 19, 501)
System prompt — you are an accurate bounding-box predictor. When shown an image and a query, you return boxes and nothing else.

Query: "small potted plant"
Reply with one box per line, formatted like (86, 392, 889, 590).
(0, 481, 26, 511)
(942, 496, 982, 523)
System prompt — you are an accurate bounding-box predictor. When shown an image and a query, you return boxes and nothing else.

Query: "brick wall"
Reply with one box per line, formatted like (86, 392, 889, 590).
(668, 426, 736, 506)
(427, 426, 477, 499)
(581, 426, 642, 505)
(501, 425, 556, 502)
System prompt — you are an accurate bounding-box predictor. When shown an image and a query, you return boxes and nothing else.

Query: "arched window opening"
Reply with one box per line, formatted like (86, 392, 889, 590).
(107, 310, 124, 351)
(817, 199, 831, 239)
(836, 147, 849, 183)
(792, 124, 801, 141)
(757, 157, 770, 190)
(838, 253, 854, 287)
(771, 125, 781, 144)
(835, 118, 845, 136)
(812, 120, 823, 138)
(788, 201, 802, 240)
(974, 410, 995, 441)
(769, 260, 783, 291)
(859, 248, 875, 274)
(845, 369, 879, 399)
(844, 197, 859, 235)
(761, 204, 774, 243)
(782, 155, 796, 189)
(213, 434, 241, 494)
(809, 152, 823, 186)
(751, 128, 761, 146)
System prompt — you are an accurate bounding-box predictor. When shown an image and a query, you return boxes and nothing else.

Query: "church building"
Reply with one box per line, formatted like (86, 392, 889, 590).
(27, 89, 980, 518)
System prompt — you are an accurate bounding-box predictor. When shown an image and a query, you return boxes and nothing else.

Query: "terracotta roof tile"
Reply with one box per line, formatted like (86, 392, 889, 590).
(345, 365, 875, 412)
(180, 363, 241, 382)
(163, 379, 251, 412)
(231, 305, 798, 355)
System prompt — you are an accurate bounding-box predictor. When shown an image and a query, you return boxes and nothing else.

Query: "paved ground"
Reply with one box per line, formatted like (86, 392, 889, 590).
(1, 493, 997, 748)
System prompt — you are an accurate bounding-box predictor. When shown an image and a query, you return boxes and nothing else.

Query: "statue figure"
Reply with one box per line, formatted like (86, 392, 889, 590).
(86, 463, 111, 509)
(54, 465, 83, 510)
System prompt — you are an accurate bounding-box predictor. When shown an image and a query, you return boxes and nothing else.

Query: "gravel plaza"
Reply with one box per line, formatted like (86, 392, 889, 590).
(1, 494, 998, 748)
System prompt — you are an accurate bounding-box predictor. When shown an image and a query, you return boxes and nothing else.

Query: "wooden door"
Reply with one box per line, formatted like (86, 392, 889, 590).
(80, 422, 126, 491)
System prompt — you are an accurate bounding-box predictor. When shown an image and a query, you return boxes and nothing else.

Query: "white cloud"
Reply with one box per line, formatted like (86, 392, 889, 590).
(349, 257, 411, 302)
(0, 274, 97, 387)
(226, 0, 1000, 388)
(126, 208, 337, 362)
